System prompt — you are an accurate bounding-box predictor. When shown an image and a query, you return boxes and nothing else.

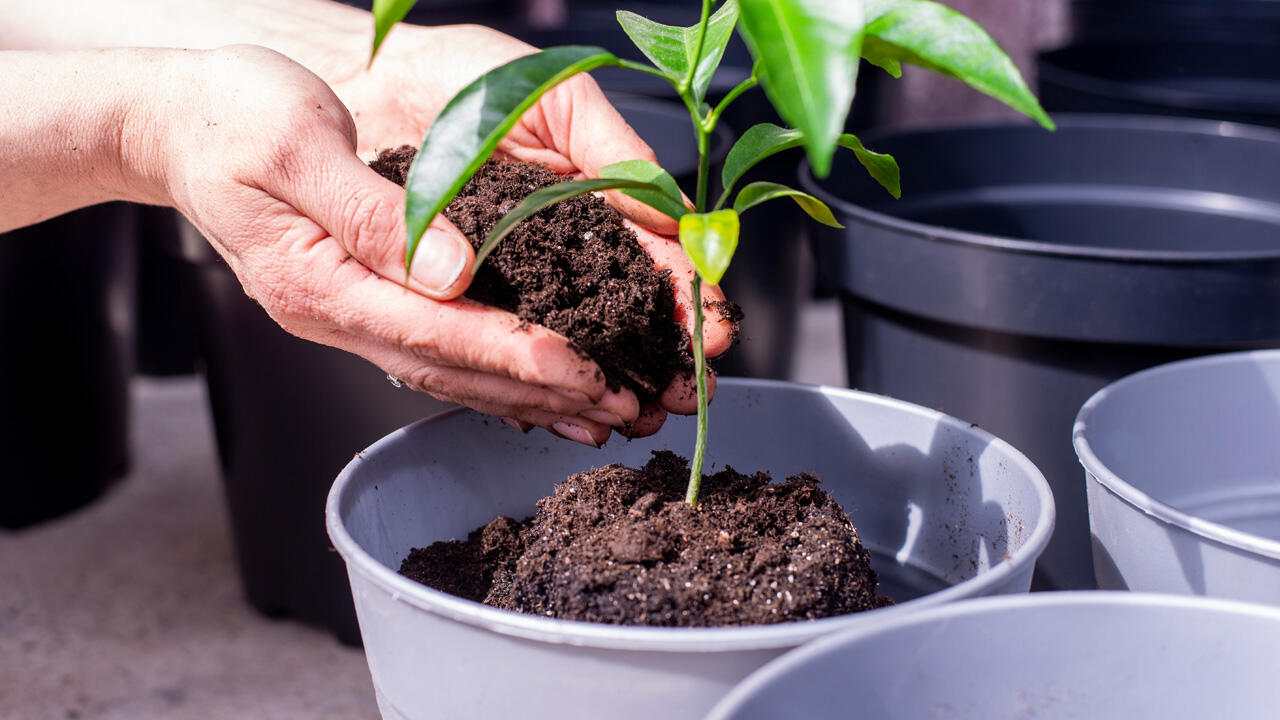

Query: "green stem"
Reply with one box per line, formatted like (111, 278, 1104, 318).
(685, 275, 709, 505)
(681, 0, 715, 94)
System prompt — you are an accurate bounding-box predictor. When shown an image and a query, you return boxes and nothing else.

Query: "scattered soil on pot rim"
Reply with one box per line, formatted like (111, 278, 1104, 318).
(399, 451, 893, 627)
(370, 148, 698, 400)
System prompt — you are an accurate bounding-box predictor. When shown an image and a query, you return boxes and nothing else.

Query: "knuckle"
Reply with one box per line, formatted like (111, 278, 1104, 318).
(338, 191, 401, 273)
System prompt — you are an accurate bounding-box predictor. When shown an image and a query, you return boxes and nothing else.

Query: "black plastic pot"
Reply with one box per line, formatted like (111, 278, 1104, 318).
(134, 207, 200, 376)
(802, 115, 1280, 591)
(0, 204, 137, 528)
(1038, 41, 1280, 130)
(182, 226, 454, 646)
(191, 96, 727, 643)
(1069, 0, 1280, 43)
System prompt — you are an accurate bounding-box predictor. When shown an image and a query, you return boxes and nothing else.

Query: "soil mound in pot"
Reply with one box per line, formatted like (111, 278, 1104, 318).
(370, 149, 692, 400)
(399, 451, 892, 627)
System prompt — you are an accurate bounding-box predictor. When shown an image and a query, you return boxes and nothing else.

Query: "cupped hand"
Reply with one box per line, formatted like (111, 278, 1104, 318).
(152, 33, 732, 446)
(331, 23, 736, 436)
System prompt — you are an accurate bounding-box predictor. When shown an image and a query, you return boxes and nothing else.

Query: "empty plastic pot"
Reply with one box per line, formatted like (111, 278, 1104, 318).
(327, 379, 1054, 720)
(802, 115, 1280, 590)
(707, 592, 1280, 720)
(1075, 350, 1280, 601)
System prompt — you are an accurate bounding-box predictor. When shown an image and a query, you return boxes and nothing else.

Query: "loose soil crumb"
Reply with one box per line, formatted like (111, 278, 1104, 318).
(371, 148, 699, 399)
(400, 451, 892, 627)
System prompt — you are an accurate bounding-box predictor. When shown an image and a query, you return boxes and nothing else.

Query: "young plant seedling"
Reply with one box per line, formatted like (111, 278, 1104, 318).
(370, 0, 1053, 505)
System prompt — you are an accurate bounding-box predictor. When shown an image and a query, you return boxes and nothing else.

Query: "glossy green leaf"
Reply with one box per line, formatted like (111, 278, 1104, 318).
(600, 159, 689, 221)
(736, 0, 863, 178)
(839, 133, 901, 199)
(679, 210, 740, 285)
(403, 46, 619, 274)
(616, 1, 739, 103)
(477, 178, 675, 269)
(719, 123, 900, 203)
(370, 0, 416, 61)
(733, 181, 842, 227)
(862, 0, 1054, 130)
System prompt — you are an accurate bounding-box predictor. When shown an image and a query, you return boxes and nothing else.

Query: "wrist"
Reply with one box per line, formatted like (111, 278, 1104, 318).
(0, 48, 175, 230)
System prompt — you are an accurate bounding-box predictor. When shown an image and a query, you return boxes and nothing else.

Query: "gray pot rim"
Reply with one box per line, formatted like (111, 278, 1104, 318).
(326, 378, 1055, 653)
(705, 590, 1280, 720)
(1073, 349, 1280, 562)
(799, 113, 1280, 264)
(1038, 41, 1280, 116)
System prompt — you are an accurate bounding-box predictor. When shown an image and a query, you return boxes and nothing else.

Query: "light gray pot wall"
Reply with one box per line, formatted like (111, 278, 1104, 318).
(327, 380, 1054, 720)
(1075, 350, 1280, 601)
(708, 593, 1280, 720)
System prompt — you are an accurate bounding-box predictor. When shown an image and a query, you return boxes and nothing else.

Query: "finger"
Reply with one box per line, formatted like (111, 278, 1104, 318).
(502, 74, 680, 235)
(622, 403, 668, 439)
(624, 220, 735, 358)
(506, 409, 614, 448)
(304, 327, 601, 418)
(264, 232, 612, 401)
(660, 366, 717, 416)
(259, 123, 477, 301)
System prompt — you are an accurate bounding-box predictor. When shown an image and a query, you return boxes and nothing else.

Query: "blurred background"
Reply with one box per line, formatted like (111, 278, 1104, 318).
(9, 0, 1280, 716)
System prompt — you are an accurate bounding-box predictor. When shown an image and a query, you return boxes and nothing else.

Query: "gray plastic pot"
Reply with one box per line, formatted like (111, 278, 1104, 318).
(707, 592, 1280, 720)
(1075, 350, 1280, 601)
(327, 379, 1054, 720)
(802, 114, 1280, 590)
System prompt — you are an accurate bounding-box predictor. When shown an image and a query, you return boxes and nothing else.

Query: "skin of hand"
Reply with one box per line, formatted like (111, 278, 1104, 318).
(0, 19, 734, 445)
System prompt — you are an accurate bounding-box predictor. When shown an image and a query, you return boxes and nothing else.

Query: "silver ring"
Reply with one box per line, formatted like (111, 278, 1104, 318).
(386, 373, 403, 389)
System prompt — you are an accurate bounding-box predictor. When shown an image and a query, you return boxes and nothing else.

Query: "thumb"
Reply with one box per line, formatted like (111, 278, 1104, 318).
(268, 143, 476, 300)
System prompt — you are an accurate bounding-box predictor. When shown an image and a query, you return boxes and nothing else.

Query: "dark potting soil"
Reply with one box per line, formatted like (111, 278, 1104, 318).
(370, 148, 694, 399)
(399, 451, 892, 627)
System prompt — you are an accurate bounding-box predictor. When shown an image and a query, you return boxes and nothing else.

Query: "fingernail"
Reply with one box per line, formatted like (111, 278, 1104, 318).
(581, 409, 624, 427)
(410, 229, 469, 294)
(552, 421, 599, 448)
(502, 417, 533, 433)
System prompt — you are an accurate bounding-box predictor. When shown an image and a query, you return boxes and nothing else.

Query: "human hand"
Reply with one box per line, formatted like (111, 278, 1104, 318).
(135, 45, 652, 446)
(326, 23, 736, 437)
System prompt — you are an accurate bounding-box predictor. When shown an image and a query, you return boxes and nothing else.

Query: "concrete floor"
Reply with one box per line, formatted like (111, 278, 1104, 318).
(1, 378, 378, 720)
(0, 301, 845, 720)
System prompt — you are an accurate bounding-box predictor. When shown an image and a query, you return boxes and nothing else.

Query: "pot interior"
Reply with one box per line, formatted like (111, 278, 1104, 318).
(1076, 350, 1280, 551)
(818, 117, 1280, 256)
(332, 380, 1053, 615)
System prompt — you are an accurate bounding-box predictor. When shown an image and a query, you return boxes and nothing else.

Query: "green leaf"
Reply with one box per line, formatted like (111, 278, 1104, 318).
(733, 181, 842, 227)
(736, 0, 863, 178)
(616, 1, 739, 103)
(862, 0, 1054, 130)
(403, 46, 619, 274)
(600, 159, 689, 221)
(477, 178, 675, 269)
(719, 123, 900, 203)
(679, 210, 740, 285)
(689, 1, 741, 103)
(839, 133, 901, 199)
(371, 0, 416, 61)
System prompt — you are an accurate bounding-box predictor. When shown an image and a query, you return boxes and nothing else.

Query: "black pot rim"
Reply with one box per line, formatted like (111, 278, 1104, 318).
(799, 113, 1280, 265)
(1038, 41, 1280, 117)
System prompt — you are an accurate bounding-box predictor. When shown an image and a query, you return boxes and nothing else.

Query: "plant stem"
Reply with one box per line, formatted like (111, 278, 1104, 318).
(682, 0, 715, 94)
(685, 275, 709, 505)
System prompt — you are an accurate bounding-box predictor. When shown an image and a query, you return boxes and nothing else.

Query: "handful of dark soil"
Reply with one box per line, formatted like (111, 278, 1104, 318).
(370, 149, 692, 400)
(399, 451, 892, 627)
